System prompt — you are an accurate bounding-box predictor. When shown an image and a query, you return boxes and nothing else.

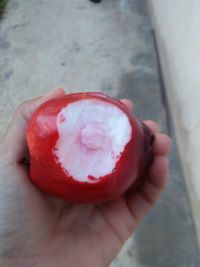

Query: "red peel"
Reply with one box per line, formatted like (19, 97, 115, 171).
(26, 92, 154, 204)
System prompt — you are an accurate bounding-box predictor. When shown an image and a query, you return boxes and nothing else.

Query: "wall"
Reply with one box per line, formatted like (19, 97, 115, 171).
(149, 0, 200, 247)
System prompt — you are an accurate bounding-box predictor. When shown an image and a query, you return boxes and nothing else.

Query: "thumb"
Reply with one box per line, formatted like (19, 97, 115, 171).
(0, 88, 65, 162)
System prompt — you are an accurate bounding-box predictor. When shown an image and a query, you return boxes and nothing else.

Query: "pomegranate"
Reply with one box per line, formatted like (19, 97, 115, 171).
(27, 92, 154, 203)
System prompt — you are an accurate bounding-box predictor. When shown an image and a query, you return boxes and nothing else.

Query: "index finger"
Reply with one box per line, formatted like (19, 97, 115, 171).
(120, 99, 133, 111)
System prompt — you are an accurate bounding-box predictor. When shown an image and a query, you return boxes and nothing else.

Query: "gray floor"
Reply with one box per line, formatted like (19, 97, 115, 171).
(0, 0, 199, 266)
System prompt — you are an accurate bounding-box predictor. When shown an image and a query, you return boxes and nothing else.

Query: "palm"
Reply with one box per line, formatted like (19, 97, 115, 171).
(3, 163, 132, 267)
(0, 89, 170, 267)
(0, 163, 126, 267)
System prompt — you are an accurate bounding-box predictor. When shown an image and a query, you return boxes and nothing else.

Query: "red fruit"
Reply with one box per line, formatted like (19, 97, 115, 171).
(27, 92, 154, 204)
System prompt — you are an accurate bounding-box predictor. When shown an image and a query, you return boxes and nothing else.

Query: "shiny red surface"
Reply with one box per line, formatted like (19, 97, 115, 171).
(26, 92, 150, 204)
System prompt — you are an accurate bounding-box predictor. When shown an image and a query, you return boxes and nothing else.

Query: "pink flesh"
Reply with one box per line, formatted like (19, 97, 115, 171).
(80, 123, 111, 150)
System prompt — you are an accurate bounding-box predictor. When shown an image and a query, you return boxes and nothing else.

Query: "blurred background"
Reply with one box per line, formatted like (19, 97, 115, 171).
(0, 0, 199, 266)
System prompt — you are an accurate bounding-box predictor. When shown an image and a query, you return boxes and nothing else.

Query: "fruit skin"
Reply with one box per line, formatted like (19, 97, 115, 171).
(27, 92, 154, 204)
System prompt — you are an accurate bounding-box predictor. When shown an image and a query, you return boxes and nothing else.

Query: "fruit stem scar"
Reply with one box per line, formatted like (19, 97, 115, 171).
(80, 124, 110, 150)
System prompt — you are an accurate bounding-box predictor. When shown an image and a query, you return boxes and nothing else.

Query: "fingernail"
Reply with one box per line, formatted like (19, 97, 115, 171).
(44, 88, 65, 97)
(120, 99, 134, 110)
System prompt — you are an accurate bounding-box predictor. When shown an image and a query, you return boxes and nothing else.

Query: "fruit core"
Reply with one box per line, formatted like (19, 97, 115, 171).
(53, 99, 132, 182)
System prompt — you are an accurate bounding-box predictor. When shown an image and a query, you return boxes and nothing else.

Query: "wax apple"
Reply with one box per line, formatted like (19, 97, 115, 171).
(27, 92, 154, 203)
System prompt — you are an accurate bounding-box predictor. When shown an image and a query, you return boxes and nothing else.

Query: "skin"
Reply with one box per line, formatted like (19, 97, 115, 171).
(0, 89, 171, 267)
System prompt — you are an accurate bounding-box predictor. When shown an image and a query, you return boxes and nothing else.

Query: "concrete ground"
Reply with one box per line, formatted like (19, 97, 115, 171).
(0, 0, 199, 266)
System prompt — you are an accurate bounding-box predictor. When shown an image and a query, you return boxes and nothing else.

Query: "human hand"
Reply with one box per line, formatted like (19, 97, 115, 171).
(0, 89, 171, 267)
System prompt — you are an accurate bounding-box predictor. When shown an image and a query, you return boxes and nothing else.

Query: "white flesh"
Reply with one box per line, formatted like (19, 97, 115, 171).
(53, 99, 132, 183)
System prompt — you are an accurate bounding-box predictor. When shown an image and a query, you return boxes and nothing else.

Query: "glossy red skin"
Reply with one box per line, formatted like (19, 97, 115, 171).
(27, 92, 153, 204)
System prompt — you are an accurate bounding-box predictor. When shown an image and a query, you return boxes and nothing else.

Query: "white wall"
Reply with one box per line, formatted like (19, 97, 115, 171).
(149, 0, 200, 247)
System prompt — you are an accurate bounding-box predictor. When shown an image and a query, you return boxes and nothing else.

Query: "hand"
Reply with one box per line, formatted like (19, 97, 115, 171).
(0, 89, 171, 267)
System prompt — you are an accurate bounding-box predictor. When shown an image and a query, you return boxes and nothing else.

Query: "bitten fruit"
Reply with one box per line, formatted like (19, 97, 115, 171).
(27, 92, 154, 203)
